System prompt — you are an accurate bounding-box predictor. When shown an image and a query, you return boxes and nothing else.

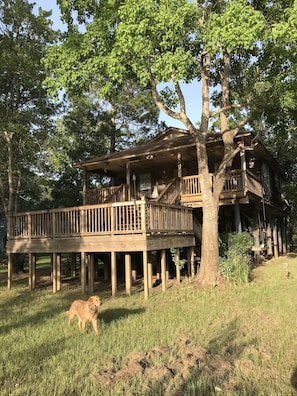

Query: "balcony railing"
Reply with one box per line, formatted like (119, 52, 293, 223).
(181, 169, 263, 199)
(85, 184, 128, 204)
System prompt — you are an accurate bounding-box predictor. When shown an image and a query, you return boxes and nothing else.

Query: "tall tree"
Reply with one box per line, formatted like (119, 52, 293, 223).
(46, 0, 295, 285)
(0, 0, 57, 217)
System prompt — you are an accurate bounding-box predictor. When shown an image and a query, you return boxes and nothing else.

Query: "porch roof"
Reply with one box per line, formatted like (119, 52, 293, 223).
(74, 127, 283, 176)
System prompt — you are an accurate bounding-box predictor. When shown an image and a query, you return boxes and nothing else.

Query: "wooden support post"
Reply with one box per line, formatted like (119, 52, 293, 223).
(52, 253, 57, 293)
(57, 253, 61, 292)
(7, 253, 12, 290)
(235, 198, 242, 233)
(282, 223, 287, 255)
(89, 254, 94, 293)
(125, 253, 132, 296)
(277, 220, 283, 255)
(156, 251, 161, 279)
(273, 219, 279, 258)
(148, 251, 153, 289)
(81, 252, 87, 294)
(29, 253, 36, 291)
(104, 256, 109, 281)
(111, 251, 117, 297)
(132, 269, 137, 281)
(71, 253, 76, 277)
(143, 250, 149, 301)
(187, 247, 195, 278)
(161, 249, 166, 292)
(266, 218, 273, 257)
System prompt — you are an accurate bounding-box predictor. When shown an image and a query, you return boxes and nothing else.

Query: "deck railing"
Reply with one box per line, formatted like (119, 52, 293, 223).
(85, 184, 128, 204)
(182, 169, 262, 198)
(8, 201, 193, 240)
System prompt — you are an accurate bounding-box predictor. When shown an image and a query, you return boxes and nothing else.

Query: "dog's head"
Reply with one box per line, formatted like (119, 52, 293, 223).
(88, 295, 101, 312)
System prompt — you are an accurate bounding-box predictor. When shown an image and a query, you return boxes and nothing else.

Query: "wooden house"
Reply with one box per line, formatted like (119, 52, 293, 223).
(6, 127, 289, 298)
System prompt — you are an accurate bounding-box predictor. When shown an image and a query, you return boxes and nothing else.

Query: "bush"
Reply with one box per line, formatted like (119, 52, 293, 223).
(219, 232, 253, 284)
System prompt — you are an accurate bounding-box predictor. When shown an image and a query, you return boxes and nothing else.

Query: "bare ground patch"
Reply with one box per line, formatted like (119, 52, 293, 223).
(94, 334, 233, 394)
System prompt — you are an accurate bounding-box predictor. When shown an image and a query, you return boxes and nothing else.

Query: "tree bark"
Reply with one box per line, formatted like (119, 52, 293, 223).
(198, 199, 222, 285)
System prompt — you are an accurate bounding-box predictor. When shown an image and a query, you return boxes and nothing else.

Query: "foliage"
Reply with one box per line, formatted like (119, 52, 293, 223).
(0, 0, 58, 214)
(169, 248, 187, 270)
(219, 232, 253, 284)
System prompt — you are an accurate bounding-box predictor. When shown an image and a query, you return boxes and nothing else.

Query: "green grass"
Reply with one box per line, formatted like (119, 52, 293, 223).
(1, 254, 297, 395)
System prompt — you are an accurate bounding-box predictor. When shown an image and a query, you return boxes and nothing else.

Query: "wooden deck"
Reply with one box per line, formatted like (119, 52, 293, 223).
(7, 201, 195, 254)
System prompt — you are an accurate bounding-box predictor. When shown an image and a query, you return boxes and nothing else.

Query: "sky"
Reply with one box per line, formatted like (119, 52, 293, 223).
(33, 0, 202, 129)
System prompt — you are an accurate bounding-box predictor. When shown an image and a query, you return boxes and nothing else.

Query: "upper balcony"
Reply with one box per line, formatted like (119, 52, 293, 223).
(84, 169, 268, 208)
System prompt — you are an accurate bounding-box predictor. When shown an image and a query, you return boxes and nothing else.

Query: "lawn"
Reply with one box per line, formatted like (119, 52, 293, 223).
(1, 254, 297, 395)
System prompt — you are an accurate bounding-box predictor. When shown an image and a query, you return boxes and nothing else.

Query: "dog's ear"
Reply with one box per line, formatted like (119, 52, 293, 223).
(88, 296, 101, 306)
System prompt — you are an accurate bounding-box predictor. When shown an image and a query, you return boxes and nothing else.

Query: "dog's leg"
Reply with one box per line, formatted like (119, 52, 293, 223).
(66, 311, 74, 326)
(81, 319, 86, 331)
(92, 319, 99, 334)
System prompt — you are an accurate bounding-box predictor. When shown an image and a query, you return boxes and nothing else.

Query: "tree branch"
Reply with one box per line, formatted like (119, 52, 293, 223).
(210, 103, 243, 117)
(173, 78, 186, 115)
(148, 68, 196, 132)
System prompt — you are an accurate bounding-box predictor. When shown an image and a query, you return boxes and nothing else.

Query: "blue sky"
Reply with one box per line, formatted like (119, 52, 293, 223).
(34, 0, 202, 129)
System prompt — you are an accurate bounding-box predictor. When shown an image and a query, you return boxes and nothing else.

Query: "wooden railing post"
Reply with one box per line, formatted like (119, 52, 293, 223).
(141, 201, 146, 232)
(111, 205, 115, 235)
(80, 208, 85, 234)
(28, 213, 31, 239)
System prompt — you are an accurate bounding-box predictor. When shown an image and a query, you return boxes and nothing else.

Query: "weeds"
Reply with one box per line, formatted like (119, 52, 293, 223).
(219, 232, 253, 284)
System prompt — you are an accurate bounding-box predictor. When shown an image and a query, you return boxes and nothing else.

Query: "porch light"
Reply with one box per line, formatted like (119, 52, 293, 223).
(249, 157, 256, 169)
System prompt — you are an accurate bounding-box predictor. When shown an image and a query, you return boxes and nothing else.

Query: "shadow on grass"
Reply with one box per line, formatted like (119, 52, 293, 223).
(287, 252, 297, 258)
(100, 307, 145, 325)
(291, 366, 297, 390)
(0, 336, 68, 388)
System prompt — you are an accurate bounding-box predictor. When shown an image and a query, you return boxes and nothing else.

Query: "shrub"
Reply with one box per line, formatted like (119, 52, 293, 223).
(219, 232, 253, 284)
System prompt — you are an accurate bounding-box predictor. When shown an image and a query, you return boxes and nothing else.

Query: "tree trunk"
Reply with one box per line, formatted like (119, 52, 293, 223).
(197, 200, 222, 285)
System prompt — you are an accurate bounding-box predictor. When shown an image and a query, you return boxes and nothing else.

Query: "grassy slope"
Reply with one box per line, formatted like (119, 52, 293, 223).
(1, 254, 297, 395)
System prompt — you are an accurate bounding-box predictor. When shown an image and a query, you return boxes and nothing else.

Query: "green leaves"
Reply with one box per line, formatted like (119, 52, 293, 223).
(206, 0, 266, 53)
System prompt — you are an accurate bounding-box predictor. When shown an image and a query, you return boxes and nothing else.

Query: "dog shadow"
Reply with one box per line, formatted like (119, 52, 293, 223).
(99, 307, 145, 325)
(291, 366, 297, 390)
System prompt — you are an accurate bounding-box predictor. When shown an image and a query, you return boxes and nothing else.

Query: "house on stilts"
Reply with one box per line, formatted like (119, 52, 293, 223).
(6, 127, 290, 298)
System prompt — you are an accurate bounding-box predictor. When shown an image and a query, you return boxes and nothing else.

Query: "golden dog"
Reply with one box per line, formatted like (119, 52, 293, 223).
(66, 295, 101, 334)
